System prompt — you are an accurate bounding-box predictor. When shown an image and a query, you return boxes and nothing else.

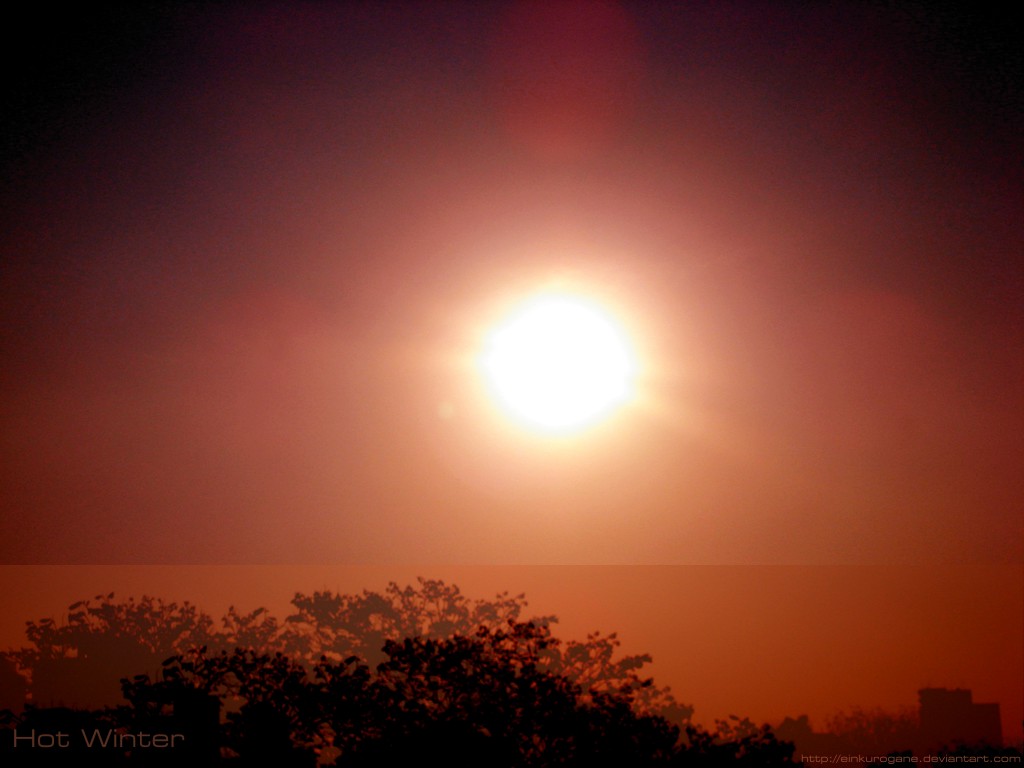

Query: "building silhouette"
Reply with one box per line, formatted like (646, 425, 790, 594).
(917, 687, 1002, 752)
(778, 687, 1003, 758)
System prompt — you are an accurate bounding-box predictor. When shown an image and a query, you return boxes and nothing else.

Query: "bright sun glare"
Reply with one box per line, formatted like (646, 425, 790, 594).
(480, 292, 638, 435)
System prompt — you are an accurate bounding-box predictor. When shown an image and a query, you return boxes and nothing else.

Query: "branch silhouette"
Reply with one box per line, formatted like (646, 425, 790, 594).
(0, 579, 817, 766)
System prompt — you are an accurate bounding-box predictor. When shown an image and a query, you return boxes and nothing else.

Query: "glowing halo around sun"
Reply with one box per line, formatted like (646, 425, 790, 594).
(479, 292, 638, 435)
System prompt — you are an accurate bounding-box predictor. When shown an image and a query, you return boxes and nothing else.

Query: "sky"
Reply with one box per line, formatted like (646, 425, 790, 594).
(0, 0, 1021, 742)
(2, 1, 1020, 566)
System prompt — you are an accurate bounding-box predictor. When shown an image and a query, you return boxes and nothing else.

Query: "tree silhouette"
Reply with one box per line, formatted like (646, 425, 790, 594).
(824, 706, 919, 755)
(121, 647, 318, 765)
(5, 579, 690, 724)
(7, 593, 216, 708)
(2, 580, 802, 765)
(274, 579, 692, 724)
(0, 655, 27, 713)
(555, 630, 693, 723)
(278, 578, 544, 666)
(122, 620, 685, 766)
(679, 715, 799, 766)
(218, 606, 281, 652)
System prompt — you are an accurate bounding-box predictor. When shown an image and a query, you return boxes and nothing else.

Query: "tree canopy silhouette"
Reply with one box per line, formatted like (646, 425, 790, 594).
(4, 578, 690, 722)
(5, 593, 216, 709)
(117, 620, 793, 766)
(0, 579, 805, 765)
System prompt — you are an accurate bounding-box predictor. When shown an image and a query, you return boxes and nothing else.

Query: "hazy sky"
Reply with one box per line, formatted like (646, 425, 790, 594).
(2, 2, 1020, 566)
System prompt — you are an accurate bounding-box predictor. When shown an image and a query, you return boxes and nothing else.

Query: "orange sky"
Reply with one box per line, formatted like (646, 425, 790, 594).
(1, 2, 1020, 566)
(2, 565, 1020, 744)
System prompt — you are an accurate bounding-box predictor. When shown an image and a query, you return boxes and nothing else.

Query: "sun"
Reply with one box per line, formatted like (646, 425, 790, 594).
(479, 292, 638, 435)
